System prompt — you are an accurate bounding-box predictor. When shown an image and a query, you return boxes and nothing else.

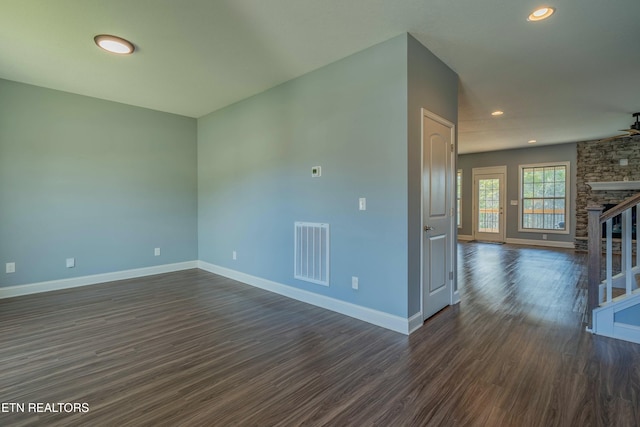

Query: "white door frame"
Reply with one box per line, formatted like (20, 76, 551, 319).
(420, 108, 458, 322)
(472, 166, 506, 242)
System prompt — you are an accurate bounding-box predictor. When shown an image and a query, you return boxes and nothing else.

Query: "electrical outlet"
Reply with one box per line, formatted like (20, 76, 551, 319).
(66, 258, 75, 268)
(542, 234, 547, 240)
(232, 250, 237, 260)
(6, 262, 15, 274)
(352, 276, 359, 290)
(154, 248, 161, 256)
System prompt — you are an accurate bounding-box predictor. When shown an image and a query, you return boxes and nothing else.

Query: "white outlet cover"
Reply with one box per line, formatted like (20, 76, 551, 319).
(6, 262, 15, 273)
(232, 251, 237, 260)
(351, 276, 359, 289)
(66, 258, 75, 268)
(154, 248, 161, 256)
(359, 198, 366, 211)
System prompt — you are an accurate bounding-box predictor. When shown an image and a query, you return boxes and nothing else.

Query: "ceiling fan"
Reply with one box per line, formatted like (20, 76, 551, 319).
(599, 112, 640, 142)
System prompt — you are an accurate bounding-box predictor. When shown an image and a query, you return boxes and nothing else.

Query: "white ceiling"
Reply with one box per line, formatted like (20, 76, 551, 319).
(1, 0, 639, 154)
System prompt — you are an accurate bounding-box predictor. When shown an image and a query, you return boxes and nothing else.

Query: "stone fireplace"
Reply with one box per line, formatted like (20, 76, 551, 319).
(575, 136, 640, 252)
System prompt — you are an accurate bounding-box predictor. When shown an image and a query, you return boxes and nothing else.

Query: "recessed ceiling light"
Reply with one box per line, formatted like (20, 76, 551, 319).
(528, 140, 537, 144)
(527, 7, 555, 22)
(491, 111, 504, 116)
(94, 34, 135, 55)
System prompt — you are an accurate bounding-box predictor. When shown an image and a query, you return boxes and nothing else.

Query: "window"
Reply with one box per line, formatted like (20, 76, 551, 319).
(456, 170, 462, 228)
(519, 162, 569, 233)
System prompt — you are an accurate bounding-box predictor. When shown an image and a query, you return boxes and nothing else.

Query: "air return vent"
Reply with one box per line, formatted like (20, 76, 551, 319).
(294, 222, 329, 286)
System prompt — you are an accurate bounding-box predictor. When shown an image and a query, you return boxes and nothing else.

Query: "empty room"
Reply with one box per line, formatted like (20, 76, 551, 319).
(1, 1, 640, 426)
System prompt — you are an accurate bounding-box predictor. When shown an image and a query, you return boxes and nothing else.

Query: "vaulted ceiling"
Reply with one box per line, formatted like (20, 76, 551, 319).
(1, 0, 639, 153)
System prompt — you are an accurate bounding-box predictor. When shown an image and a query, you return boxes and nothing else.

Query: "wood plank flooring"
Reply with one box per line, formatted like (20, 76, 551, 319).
(1, 242, 639, 426)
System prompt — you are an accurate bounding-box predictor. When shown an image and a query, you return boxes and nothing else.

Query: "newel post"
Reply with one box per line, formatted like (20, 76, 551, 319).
(586, 205, 604, 329)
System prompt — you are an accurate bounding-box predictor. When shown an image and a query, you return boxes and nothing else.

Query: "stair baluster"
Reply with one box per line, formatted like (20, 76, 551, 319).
(587, 192, 640, 343)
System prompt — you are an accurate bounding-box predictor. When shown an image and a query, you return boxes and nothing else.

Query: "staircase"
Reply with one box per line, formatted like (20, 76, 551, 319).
(587, 193, 640, 344)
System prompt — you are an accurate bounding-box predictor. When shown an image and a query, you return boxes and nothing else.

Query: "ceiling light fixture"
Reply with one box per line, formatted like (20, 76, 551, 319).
(527, 7, 555, 22)
(491, 111, 504, 116)
(528, 139, 537, 144)
(94, 34, 135, 55)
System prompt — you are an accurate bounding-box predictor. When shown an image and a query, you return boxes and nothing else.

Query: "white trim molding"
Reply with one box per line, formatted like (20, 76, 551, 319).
(472, 165, 507, 243)
(591, 291, 640, 344)
(0, 261, 198, 299)
(198, 261, 420, 335)
(457, 234, 474, 241)
(1, 260, 426, 336)
(452, 289, 461, 305)
(420, 108, 458, 325)
(518, 161, 571, 235)
(505, 238, 574, 249)
(408, 312, 424, 334)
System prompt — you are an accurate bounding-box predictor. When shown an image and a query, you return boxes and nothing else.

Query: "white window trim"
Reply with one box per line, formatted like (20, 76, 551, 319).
(518, 161, 570, 235)
(457, 169, 462, 229)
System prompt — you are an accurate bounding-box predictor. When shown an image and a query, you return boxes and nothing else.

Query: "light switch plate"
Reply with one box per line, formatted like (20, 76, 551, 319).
(311, 166, 321, 177)
(6, 262, 15, 273)
(154, 248, 161, 256)
(66, 258, 75, 268)
(359, 198, 366, 211)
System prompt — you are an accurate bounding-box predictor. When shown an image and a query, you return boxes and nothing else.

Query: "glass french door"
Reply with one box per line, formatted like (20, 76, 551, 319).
(473, 172, 505, 242)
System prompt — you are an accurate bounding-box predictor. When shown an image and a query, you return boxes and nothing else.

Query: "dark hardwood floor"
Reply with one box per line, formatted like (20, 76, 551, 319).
(1, 242, 639, 426)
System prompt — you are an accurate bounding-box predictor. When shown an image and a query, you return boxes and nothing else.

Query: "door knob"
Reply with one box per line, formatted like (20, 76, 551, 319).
(424, 225, 434, 231)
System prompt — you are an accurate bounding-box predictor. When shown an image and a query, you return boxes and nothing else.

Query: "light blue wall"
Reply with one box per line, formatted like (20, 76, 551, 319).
(458, 143, 577, 243)
(1, 33, 459, 321)
(0, 79, 198, 287)
(407, 35, 459, 315)
(198, 35, 410, 316)
(198, 33, 459, 318)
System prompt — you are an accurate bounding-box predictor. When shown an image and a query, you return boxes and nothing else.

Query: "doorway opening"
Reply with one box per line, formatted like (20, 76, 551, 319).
(472, 166, 506, 243)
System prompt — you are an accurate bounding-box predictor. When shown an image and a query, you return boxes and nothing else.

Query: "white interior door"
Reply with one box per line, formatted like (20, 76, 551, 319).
(473, 167, 506, 242)
(422, 110, 454, 321)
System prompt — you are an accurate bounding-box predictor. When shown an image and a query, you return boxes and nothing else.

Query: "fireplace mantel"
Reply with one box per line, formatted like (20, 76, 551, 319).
(586, 181, 640, 191)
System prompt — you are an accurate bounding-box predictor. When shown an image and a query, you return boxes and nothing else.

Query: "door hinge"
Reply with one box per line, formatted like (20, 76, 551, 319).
(450, 207, 454, 217)
(449, 271, 454, 280)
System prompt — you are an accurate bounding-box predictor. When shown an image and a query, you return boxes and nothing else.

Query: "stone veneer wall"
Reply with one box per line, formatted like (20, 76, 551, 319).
(575, 136, 640, 251)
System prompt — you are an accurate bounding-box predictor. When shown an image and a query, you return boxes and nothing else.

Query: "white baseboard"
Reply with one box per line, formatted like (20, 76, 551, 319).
(461, 235, 574, 248)
(2, 260, 422, 336)
(611, 322, 640, 344)
(505, 238, 574, 249)
(0, 261, 198, 299)
(198, 261, 415, 335)
(453, 289, 461, 305)
(408, 312, 423, 334)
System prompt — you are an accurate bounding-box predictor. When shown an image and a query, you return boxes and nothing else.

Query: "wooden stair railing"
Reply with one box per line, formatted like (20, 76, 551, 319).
(587, 192, 640, 329)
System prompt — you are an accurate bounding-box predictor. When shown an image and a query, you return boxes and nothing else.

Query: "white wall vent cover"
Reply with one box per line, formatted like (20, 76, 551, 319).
(294, 222, 330, 286)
